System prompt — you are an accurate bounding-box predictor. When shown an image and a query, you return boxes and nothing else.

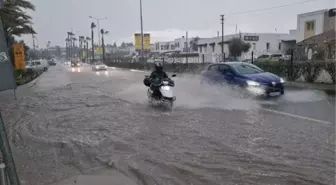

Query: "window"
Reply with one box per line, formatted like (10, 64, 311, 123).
(231, 63, 264, 75)
(184, 42, 187, 48)
(211, 45, 215, 52)
(266, 43, 270, 50)
(244, 36, 259, 41)
(252, 43, 256, 50)
(278, 43, 281, 50)
(218, 65, 230, 74)
(208, 64, 218, 71)
(35, 62, 41, 65)
(199, 46, 202, 53)
(171, 45, 175, 50)
(161, 45, 163, 50)
(204, 46, 207, 53)
(305, 21, 315, 31)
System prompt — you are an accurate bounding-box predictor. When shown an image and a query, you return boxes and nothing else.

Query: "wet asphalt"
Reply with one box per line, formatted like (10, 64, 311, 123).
(0, 63, 334, 185)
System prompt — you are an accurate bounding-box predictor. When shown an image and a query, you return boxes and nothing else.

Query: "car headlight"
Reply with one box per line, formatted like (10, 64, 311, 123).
(246, 80, 260, 86)
(162, 86, 171, 90)
(95, 66, 99, 69)
(280, 78, 285, 83)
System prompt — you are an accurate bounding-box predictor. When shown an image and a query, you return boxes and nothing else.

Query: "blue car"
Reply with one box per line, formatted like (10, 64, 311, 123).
(202, 62, 285, 96)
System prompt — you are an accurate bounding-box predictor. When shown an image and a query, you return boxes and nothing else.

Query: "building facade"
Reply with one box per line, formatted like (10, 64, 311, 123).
(151, 37, 195, 53)
(297, 8, 336, 42)
(197, 32, 296, 63)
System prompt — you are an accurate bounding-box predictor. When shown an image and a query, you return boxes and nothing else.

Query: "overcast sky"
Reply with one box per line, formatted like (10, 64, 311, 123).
(22, 0, 335, 48)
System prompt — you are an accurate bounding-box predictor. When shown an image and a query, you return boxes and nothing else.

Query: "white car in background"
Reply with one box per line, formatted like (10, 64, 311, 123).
(92, 62, 107, 71)
(29, 60, 49, 72)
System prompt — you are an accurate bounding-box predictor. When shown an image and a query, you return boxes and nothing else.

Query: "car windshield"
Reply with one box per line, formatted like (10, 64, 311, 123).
(231, 63, 264, 74)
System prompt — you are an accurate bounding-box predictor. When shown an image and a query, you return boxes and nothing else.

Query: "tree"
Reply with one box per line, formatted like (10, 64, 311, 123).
(0, 0, 35, 65)
(190, 37, 200, 52)
(0, 0, 36, 41)
(228, 38, 251, 59)
(120, 42, 126, 48)
(112, 42, 117, 47)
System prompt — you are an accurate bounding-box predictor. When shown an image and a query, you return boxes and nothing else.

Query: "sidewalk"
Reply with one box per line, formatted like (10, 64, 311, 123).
(51, 169, 137, 185)
(285, 81, 335, 93)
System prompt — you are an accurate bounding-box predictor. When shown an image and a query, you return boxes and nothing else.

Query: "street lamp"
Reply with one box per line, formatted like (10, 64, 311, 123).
(100, 29, 109, 63)
(139, 0, 144, 62)
(89, 16, 107, 46)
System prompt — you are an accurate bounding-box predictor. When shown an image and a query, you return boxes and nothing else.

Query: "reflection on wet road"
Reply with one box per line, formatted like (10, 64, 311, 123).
(0, 64, 334, 185)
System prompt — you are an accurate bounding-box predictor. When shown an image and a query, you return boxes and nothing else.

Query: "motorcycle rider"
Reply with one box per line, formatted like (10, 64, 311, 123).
(149, 61, 168, 98)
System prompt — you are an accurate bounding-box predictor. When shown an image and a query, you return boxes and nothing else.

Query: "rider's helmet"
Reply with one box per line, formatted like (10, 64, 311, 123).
(154, 61, 163, 72)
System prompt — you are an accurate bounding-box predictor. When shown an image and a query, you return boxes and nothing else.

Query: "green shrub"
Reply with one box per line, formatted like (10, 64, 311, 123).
(324, 62, 335, 84)
(302, 62, 323, 83)
(254, 60, 287, 77)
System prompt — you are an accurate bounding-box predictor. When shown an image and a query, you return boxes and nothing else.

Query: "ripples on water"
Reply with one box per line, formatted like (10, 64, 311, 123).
(0, 69, 334, 185)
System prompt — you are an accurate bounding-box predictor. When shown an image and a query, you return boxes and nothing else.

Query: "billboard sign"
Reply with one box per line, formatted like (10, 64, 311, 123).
(13, 44, 25, 70)
(0, 20, 16, 91)
(134, 33, 150, 51)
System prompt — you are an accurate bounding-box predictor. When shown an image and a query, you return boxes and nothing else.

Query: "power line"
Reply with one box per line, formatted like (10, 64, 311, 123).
(227, 0, 321, 16)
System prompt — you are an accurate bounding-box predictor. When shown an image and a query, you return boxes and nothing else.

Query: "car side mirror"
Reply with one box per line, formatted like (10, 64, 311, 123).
(172, 74, 176, 77)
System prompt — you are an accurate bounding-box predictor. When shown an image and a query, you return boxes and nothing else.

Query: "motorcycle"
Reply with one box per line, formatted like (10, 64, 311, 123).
(144, 74, 176, 109)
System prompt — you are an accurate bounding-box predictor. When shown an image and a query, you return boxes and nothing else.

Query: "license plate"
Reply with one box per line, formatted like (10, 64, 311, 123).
(269, 92, 281, 96)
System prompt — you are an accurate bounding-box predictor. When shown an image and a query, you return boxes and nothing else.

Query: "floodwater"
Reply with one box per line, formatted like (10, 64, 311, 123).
(0, 64, 334, 185)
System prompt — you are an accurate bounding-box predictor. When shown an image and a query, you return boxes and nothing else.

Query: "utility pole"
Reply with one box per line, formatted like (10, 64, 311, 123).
(220, 14, 225, 62)
(140, 0, 144, 62)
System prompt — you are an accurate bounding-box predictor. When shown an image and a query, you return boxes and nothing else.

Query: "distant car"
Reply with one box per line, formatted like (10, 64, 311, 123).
(92, 63, 107, 71)
(202, 62, 285, 97)
(30, 60, 49, 72)
(71, 61, 81, 67)
(48, 59, 56, 66)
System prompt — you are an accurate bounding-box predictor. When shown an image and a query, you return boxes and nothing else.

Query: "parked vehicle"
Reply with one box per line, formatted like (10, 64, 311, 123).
(30, 60, 49, 72)
(202, 62, 285, 97)
(48, 59, 57, 66)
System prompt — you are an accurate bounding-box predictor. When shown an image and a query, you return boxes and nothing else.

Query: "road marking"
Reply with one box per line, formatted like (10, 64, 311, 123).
(130, 69, 145, 72)
(260, 108, 332, 125)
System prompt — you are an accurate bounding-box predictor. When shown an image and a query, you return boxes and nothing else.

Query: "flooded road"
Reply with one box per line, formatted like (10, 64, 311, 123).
(0, 64, 334, 185)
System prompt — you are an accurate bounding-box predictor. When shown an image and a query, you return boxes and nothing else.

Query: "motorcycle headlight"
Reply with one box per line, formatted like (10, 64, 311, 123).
(162, 86, 171, 90)
(280, 78, 285, 83)
(246, 80, 260, 86)
(162, 81, 169, 85)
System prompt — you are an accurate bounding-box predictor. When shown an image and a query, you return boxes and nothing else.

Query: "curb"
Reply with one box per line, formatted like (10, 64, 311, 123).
(18, 72, 43, 90)
(284, 81, 335, 93)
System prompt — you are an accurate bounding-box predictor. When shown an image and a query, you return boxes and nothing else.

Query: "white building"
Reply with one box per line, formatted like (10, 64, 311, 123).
(151, 37, 193, 53)
(197, 32, 296, 63)
(297, 8, 336, 42)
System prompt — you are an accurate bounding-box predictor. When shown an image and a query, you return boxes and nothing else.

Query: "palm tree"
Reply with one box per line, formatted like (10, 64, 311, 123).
(91, 22, 96, 62)
(86, 37, 90, 62)
(0, 0, 36, 42)
(79, 36, 85, 61)
(100, 29, 108, 62)
(0, 0, 36, 65)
